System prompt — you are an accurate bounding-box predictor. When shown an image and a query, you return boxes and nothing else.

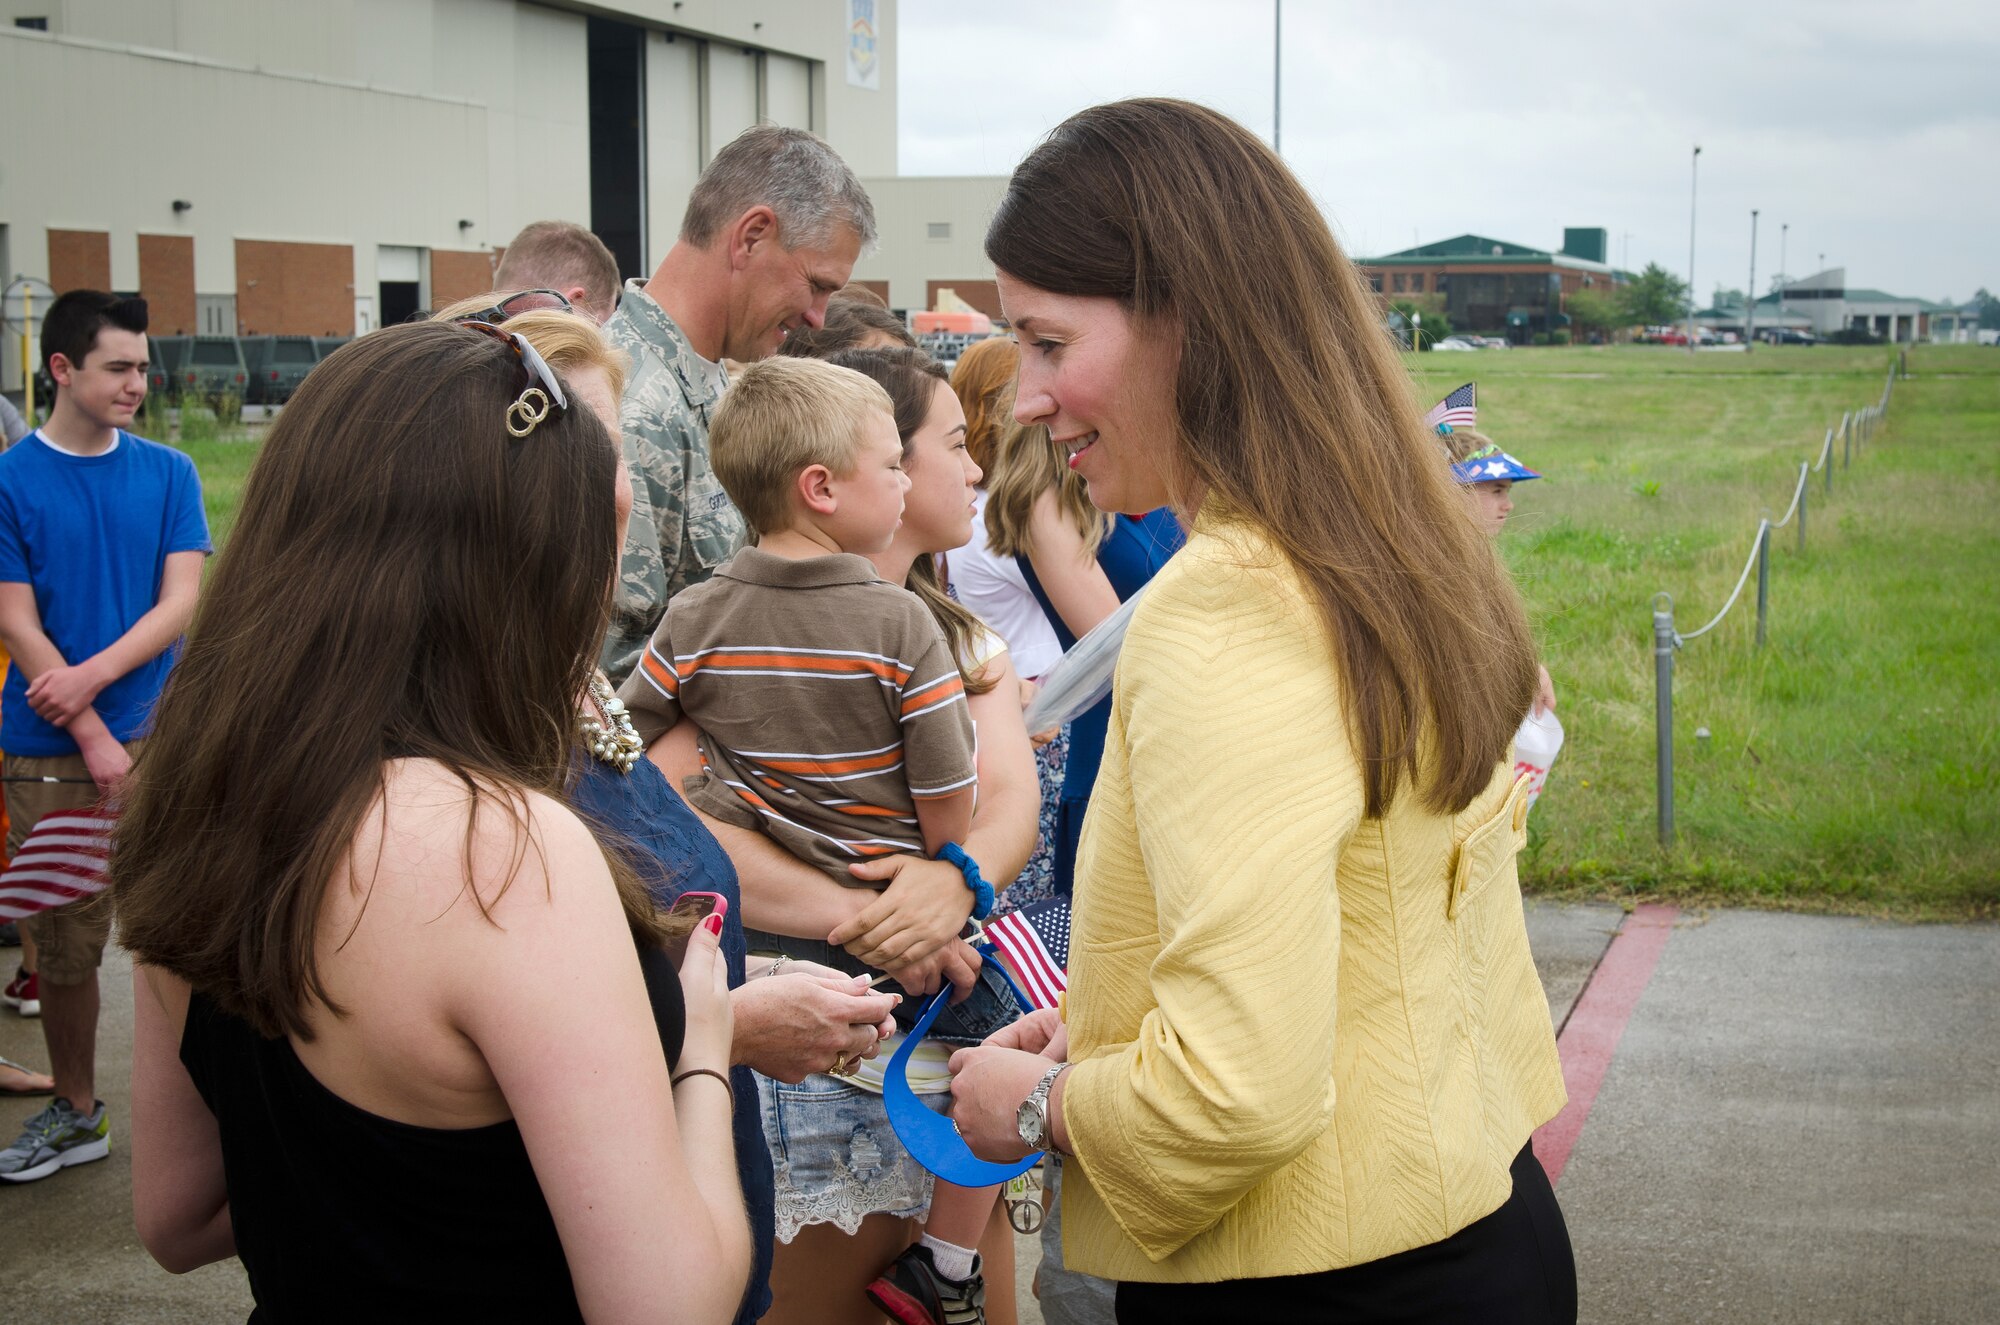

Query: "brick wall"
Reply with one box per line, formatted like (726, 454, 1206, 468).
(236, 239, 355, 336)
(138, 234, 197, 335)
(431, 249, 497, 309)
(48, 229, 111, 294)
(926, 279, 1001, 319)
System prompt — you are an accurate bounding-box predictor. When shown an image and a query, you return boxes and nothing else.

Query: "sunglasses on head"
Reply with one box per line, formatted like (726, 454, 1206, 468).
(457, 319, 569, 438)
(455, 288, 575, 325)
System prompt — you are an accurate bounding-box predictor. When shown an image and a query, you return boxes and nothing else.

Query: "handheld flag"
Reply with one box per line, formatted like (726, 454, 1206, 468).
(981, 897, 1070, 1011)
(1424, 382, 1477, 433)
(0, 806, 113, 923)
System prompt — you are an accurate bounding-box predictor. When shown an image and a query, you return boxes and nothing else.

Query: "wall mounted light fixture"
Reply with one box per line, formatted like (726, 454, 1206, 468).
(172, 199, 193, 214)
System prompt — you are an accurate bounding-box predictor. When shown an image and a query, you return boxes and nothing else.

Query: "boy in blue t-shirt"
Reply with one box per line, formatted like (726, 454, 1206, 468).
(0, 291, 209, 1184)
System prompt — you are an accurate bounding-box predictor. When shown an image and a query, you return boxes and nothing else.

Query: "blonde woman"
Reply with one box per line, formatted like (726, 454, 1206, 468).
(979, 409, 1180, 902)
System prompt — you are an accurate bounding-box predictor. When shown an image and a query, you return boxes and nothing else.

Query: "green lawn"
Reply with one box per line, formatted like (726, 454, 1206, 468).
(168, 345, 2000, 918)
(175, 433, 261, 546)
(1407, 344, 1999, 919)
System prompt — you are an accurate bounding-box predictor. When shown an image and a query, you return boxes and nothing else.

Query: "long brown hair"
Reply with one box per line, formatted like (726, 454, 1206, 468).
(114, 321, 668, 1040)
(950, 336, 1019, 474)
(982, 407, 1110, 561)
(828, 346, 999, 696)
(986, 99, 1537, 817)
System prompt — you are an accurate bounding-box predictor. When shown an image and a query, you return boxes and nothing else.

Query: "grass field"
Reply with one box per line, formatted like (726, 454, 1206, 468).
(162, 344, 1999, 918)
(1407, 344, 1998, 919)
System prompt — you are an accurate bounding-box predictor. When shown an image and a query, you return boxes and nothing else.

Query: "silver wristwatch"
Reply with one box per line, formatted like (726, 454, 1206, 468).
(1016, 1062, 1068, 1151)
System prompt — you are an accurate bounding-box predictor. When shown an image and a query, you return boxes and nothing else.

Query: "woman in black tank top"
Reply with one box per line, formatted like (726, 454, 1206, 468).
(115, 322, 751, 1322)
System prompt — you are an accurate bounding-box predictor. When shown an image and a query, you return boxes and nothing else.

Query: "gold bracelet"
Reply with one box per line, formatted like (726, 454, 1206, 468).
(670, 1067, 735, 1110)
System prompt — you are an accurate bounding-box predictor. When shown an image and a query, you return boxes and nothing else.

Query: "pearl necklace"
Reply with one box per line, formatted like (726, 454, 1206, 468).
(579, 673, 644, 774)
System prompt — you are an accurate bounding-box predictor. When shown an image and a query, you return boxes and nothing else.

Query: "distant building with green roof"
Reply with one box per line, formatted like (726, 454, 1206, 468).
(1733, 269, 1946, 343)
(1356, 227, 1628, 341)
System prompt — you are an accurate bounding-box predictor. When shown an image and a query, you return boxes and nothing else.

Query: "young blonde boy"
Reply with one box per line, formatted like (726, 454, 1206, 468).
(617, 355, 976, 885)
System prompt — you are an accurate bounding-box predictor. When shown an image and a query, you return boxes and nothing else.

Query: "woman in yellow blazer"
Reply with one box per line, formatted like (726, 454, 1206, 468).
(946, 98, 1575, 1323)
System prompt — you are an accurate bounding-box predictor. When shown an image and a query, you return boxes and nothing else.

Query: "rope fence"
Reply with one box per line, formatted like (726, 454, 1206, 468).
(1649, 350, 1906, 847)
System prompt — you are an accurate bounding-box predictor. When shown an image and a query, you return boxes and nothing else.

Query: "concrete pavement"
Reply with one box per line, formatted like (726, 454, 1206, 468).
(4, 902, 1995, 1323)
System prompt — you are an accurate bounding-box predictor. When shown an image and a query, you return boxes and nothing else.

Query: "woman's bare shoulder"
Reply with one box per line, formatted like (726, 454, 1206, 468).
(356, 759, 610, 926)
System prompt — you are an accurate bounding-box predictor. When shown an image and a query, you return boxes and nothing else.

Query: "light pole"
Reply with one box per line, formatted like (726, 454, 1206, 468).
(1779, 222, 1789, 324)
(1686, 145, 1701, 354)
(1272, 0, 1281, 155)
(1746, 209, 1758, 350)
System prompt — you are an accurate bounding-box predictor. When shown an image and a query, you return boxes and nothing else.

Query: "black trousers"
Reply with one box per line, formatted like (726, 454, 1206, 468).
(1114, 1143, 1577, 1325)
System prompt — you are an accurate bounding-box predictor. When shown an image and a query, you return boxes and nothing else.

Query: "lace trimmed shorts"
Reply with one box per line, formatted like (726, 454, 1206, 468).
(756, 1070, 954, 1241)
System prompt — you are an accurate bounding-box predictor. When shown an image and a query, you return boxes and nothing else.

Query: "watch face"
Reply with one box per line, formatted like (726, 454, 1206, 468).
(1016, 1098, 1043, 1147)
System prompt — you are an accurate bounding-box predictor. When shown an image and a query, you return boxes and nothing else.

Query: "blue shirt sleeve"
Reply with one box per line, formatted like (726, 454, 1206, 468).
(166, 450, 213, 555)
(0, 475, 26, 583)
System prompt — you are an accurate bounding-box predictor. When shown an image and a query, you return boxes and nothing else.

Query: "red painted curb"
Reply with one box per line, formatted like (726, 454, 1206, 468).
(1534, 903, 1678, 1187)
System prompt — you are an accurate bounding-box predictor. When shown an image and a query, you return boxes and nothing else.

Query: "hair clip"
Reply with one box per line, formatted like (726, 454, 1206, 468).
(1436, 423, 1454, 437)
(506, 388, 555, 438)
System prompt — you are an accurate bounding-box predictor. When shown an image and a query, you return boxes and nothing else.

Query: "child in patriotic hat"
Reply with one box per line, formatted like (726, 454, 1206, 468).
(1426, 384, 1558, 725)
(1426, 382, 1542, 537)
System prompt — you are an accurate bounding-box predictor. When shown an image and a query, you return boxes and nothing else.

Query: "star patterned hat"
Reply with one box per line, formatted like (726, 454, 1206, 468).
(1450, 442, 1541, 485)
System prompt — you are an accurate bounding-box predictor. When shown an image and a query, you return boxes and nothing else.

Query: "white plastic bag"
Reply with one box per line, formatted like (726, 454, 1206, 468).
(1022, 588, 1150, 734)
(1511, 708, 1564, 811)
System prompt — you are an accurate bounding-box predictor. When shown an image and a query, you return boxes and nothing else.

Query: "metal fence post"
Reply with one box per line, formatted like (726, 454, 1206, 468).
(1843, 411, 1852, 469)
(1798, 473, 1809, 553)
(1653, 594, 1676, 848)
(1823, 427, 1833, 496)
(1755, 519, 1771, 647)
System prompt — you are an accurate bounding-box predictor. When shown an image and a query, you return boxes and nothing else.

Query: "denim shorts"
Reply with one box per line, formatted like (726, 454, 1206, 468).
(757, 1070, 953, 1241)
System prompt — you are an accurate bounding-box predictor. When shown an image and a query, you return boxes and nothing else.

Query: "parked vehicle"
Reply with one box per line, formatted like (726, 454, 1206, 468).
(1433, 335, 1479, 351)
(241, 335, 320, 405)
(312, 336, 352, 362)
(180, 336, 249, 405)
(1764, 328, 1817, 346)
(149, 335, 189, 395)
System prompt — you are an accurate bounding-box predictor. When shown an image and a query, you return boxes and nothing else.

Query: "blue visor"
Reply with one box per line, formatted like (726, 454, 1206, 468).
(883, 976, 1043, 1187)
(1451, 445, 1541, 485)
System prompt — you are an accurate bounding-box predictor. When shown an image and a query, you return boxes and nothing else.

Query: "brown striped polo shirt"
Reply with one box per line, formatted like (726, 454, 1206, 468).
(616, 546, 977, 882)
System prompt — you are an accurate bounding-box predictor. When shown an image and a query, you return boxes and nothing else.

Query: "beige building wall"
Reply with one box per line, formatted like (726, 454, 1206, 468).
(852, 176, 1010, 312)
(0, 0, 915, 385)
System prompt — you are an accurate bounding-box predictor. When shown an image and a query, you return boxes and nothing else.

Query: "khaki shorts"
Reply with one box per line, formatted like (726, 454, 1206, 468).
(6, 751, 114, 987)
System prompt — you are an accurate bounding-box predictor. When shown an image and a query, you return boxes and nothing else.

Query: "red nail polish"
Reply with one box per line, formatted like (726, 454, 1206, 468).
(703, 913, 724, 936)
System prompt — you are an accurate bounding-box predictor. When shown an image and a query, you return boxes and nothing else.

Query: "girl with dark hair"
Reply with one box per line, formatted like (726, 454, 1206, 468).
(117, 320, 753, 1322)
(946, 99, 1576, 1323)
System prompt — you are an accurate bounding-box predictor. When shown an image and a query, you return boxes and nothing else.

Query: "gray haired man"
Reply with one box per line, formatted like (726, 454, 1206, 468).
(600, 124, 876, 684)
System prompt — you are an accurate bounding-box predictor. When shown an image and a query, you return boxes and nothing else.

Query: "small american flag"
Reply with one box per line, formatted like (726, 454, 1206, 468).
(0, 806, 114, 923)
(982, 895, 1070, 1010)
(1423, 382, 1478, 432)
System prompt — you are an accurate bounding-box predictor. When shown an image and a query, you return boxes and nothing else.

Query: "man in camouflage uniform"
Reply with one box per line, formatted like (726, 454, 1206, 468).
(601, 125, 877, 683)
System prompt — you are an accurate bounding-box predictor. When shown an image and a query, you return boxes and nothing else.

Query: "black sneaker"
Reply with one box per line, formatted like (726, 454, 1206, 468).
(865, 1244, 986, 1325)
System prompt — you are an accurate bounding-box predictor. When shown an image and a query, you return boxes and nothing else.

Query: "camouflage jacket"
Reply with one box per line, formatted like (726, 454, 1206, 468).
(599, 280, 749, 685)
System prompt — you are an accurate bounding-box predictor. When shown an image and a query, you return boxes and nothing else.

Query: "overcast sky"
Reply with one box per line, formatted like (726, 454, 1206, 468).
(898, 1, 1997, 303)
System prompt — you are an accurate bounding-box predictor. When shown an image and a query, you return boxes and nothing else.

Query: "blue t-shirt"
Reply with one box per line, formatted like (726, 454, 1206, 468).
(0, 431, 210, 756)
